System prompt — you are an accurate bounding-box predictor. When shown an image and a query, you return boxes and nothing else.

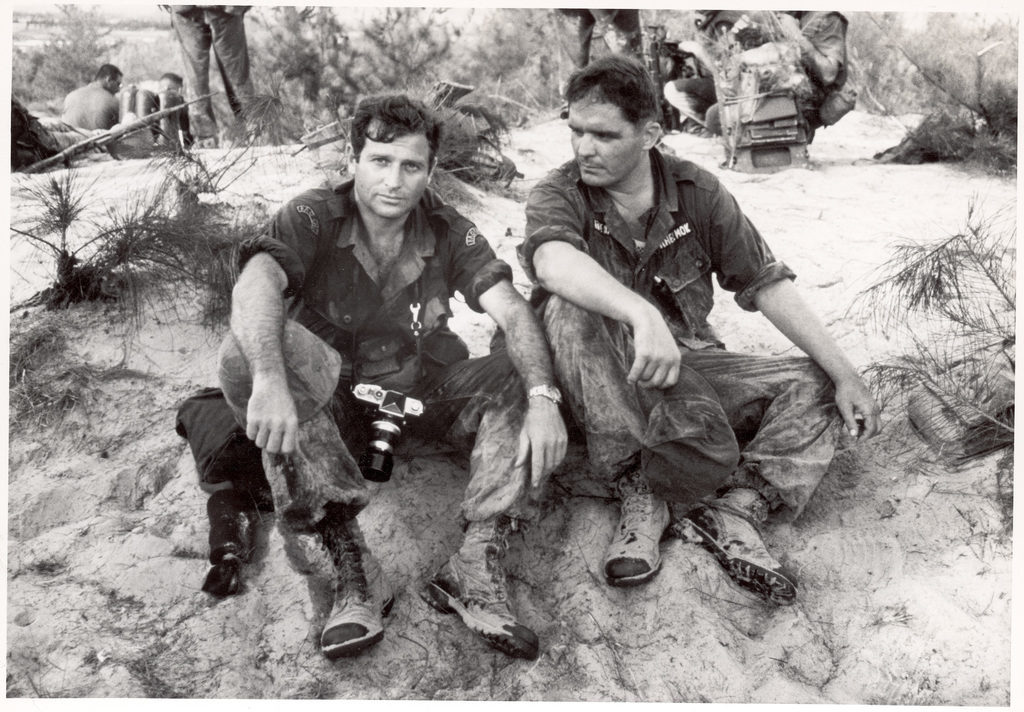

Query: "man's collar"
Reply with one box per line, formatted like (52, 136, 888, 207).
(650, 148, 682, 213)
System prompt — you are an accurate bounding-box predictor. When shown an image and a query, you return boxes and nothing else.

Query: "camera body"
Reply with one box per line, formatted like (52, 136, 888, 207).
(352, 383, 424, 482)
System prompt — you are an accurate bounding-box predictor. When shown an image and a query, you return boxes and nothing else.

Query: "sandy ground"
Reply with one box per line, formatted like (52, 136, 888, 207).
(5, 111, 1016, 702)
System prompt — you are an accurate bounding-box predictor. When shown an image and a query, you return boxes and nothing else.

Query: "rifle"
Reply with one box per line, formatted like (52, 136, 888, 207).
(22, 93, 215, 174)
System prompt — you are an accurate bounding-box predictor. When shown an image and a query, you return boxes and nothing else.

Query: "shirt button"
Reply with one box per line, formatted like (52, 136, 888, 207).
(380, 345, 388, 352)
(342, 315, 352, 324)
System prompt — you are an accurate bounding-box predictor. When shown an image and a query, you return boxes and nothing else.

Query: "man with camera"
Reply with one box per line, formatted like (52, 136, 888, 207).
(520, 56, 879, 604)
(218, 94, 566, 660)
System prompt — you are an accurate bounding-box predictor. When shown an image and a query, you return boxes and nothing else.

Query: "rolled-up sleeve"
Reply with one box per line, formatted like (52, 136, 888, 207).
(445, 220, 514, 313)
(734, 261, 797, 311)
(237, 195, 324, 298)
(519, 178, 590, 282)
(699, 174, 797, 311)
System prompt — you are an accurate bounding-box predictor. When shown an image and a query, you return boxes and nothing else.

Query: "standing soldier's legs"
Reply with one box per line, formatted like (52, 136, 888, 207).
(542, 296, 738, 587)
(609, 9, 642, 61)
(218, 321, 391, 658)
(170, 8, 218, 143)
(558, 9, 595, 69)
(205, 8, 254, 120)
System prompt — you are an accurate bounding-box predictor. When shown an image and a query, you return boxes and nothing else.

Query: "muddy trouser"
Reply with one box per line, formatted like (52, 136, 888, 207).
(218, 320, 534, 551)
(171, 7, 253, 140)
(543, 296, 840, 519)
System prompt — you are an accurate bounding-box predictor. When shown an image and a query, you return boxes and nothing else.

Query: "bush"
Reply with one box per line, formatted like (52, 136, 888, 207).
(856, 201, 1015, 466)
(12, 6, 121, 108)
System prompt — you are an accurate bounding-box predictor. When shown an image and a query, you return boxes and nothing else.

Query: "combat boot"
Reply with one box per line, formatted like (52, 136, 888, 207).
(202, 488, 255, 597)
(679, 487, 798, 605)
(603, 468, 671, 586)
(318, 515, 385, 659)
(423, 517, 539, 660)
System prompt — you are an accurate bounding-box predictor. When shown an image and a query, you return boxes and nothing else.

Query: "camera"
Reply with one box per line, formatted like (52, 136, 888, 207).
(352, 383, 424, 482)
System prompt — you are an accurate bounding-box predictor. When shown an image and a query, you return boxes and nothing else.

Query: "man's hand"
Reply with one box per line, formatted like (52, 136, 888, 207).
(514, 398, 568, 490)
(834, 375, 881, 441)
(627, 306, 680, 389)
(246, 373, 299, 454)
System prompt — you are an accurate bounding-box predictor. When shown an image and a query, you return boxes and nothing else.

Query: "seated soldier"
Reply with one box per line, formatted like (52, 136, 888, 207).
(61, 64, 123, 131)
(216, 93, 566, 661)
(664, 10, 852, 140)
(119, 72, 192, 147)
(522, 57, 880, 604)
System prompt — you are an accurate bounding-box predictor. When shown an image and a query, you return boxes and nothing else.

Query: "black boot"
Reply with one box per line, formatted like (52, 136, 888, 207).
(202, 488, 255, 597)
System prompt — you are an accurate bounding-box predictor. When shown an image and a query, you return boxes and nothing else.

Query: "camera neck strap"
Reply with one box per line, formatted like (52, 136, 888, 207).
(409, 277, 425, 381)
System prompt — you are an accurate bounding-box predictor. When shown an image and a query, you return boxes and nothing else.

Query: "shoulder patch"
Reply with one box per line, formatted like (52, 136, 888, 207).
(295, 204, 319, 235)
(465, 226, 480, 246)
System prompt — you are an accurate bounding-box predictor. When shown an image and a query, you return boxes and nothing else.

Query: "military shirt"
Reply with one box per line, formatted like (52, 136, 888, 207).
(521, 149, 795, 349)
(239, 180, 512, 389)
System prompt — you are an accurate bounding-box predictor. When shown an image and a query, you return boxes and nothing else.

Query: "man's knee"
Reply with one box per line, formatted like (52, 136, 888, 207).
(542, 295, 616, 345)
(217, 321, 343, 424)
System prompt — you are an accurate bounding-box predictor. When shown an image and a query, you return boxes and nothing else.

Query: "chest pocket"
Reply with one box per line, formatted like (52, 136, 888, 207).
(655, 237, 715, 338)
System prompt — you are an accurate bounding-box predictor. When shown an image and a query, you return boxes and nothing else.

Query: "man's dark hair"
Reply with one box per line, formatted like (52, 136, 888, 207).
(351, 94, 443, 166)
(94, 64, 123, 83)
(565, 55, 659, 126)
(159, 72, 184, 87)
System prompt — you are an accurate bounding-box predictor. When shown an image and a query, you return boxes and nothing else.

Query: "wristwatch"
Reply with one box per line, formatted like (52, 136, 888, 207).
(527, 384, 562, 406)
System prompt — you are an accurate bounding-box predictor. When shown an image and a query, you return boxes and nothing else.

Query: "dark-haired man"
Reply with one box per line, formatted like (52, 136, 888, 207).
(61, 64, 123, 131)
(521, 56, 879, 604)
(218, 94, 565, 660)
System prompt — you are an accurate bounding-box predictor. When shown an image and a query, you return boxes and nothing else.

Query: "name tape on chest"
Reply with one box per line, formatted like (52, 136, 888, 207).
(658, 222, 692, 250)
(593, 218, 692, 250)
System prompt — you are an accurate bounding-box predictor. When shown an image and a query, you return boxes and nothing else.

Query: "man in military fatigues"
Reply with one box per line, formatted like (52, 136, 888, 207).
(558, 9, 643, 69)
(521, 56, 880, 604)
(219, 94, 566, 660)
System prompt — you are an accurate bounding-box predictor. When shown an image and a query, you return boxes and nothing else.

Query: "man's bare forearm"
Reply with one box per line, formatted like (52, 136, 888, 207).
(753, 279, 858, 385)
(478, 280, 554, 389)
(533, 241, 657, 329)
(230, 252, 289, 380)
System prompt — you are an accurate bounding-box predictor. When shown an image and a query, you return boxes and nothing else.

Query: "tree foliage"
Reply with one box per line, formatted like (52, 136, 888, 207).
(12, 6, 121, 107)
(856, 202, 1015, 465)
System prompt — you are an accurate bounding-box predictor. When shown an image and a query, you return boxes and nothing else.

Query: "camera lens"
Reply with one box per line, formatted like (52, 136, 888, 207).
(358, 418, 402, 482)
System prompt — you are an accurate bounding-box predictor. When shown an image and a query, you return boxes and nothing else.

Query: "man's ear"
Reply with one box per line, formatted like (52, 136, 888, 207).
(641, 120, 663, 150)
